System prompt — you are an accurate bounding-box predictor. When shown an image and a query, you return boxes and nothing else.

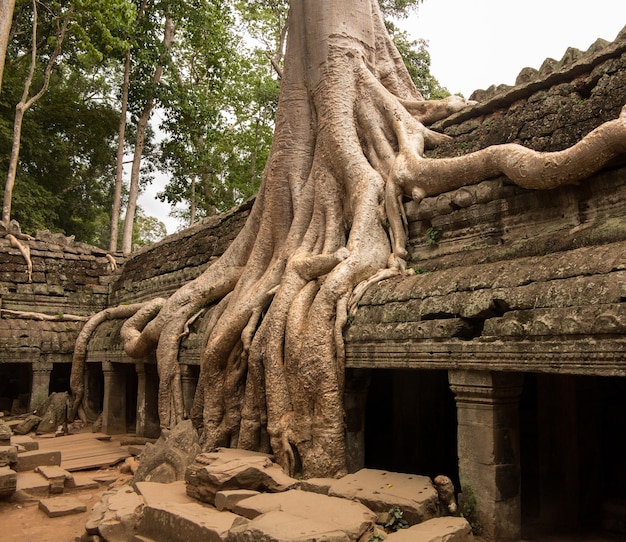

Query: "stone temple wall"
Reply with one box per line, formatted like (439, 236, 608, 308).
(0, 229, 120, 410)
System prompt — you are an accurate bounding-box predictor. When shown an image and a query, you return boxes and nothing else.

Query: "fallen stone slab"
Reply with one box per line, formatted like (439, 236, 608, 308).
(136, 480, 196, 506)
(298, 477, 334, 495)
(13, 414, 41, 435)
(186, 449, 297, 504)
(11, 434, 39, 451)
(16, 471, 49, 495)
(66, 472, 99, 490)
(328, 469, 439, 526)
(0, 465, 17, 497)
(36, 464, 74, 493)
(86, 484, 144, 541)
(0, 445, 18, 467)
(16, 449, 62, 472)
(138, 502, 242, 542)
(227, 510, 351, 542)
(232, 489, 376, 540)
(215, 489, 260, 512)
(384, 516, 473, 541)
(38, 495, 87, 517)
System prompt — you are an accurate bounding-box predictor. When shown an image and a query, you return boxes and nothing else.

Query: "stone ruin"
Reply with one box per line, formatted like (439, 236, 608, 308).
(1, 26, 626, 542)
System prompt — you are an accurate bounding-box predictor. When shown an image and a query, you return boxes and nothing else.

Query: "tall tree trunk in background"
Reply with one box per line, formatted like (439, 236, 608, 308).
(121, 14, 174, 254)
(2, 0, 70, 225)
(0, 0, 16, 94)
(109, 48, 130, 252)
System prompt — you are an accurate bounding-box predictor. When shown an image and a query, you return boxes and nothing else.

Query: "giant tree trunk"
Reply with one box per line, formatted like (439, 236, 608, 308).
(72, 0, 626, 479)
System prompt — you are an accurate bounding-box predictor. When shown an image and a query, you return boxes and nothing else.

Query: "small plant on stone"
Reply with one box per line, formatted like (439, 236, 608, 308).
(384, 506, 409, 532)
(426, 226, 442, 246)
(412, 266, 426, 274)
(459, 485, 483, 536)
(368, 534, 386, 542)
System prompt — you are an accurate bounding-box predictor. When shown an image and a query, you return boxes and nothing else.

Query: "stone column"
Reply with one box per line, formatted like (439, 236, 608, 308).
(101, 361, 127, 434)
(449, 370, 524, 542)
(30, 363, 52, 411)
(344, 369, 371, 473)
(180, 364, 198, 417)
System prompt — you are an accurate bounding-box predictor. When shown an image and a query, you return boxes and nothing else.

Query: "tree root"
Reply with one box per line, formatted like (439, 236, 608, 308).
(6, 233, 32, 283)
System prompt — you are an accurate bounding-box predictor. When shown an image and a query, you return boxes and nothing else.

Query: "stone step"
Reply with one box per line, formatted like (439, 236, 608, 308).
(11, 434, 39, 451)
(35, 465, 74, 493)
(0, 465, 17, 497)
(15, 449, 61, 472)
(385, 517, 473, 541)
(38, 495, 87, 517)
(138, 502, 241, 542)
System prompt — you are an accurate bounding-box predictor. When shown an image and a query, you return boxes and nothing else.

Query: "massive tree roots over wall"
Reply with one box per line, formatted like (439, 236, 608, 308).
(71, 0, 626, 478)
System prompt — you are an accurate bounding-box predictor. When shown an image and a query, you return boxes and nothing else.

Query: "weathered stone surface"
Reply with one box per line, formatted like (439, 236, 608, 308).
(15, 449, 61, 471)
(15, 471, 49, 494)
(0, 417, 11, 444)
(384, 517, 473, 541)
(85, 484, 144, 540)
(138, 502, 241, 542)
(0, 445, 18, 467)
(38, 495, 87, 517)
(0, 465, 17, 497)
(186, 449, 297, 504)
(133, 420, 201, 484)
(226, 510, 350, 542)
(215, 489, 260, 512)
(136, 480, 196, 506)
(298, 477, 333, 495)
(36, 392, 70, 433)
(13, 415, 41, 435)
(231, 489, 376, 540)
(36, 464, 73, 493)
(11, 434, 38, 451)
(328, 469, 439, 526)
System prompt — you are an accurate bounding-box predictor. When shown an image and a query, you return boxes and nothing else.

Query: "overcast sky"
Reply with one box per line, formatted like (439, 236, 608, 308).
(142, 1, 626, 234)
(399, 0, 626, 98)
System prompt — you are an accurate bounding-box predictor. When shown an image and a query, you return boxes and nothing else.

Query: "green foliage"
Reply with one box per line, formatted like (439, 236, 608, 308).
(368, 534, 386, 542)
(384, 506, 409, 532)
(426, 226, 442, 246)
(459, 485, 483, 536)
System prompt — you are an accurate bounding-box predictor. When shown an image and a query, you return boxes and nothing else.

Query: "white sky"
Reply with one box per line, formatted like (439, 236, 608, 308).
(400, 0, 626, 98)
(141, 0, 626, 235)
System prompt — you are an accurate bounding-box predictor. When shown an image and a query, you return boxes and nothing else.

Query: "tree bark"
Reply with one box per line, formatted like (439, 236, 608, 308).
(121, 14, 175, 255)
(109, 48, 131, 252)
(0, 0, 16, 94)
(72, 0, 626, 479)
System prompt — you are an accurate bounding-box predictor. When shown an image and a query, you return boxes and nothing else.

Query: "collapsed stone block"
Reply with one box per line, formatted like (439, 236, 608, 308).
(38, 496, 87, 517)
(0, 445, 18, 467)
(384, 516, 473, 541)
(0, 465, 17, 498)
(15, 449, 61, 472)
(328, 469, 439, 526)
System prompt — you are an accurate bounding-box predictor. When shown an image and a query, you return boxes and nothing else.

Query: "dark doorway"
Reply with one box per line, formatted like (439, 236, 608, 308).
(49, 362, 71, 393)
(0, 363, 31, 413)
(520, 373, 626, 539)
(84, 362, 104, 422)
(364, 369, 458, 488)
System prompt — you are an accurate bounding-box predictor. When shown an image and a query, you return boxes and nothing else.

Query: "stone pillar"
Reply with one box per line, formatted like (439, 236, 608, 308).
(101, 361, 127, 434)
(136, 361, 160, 438)
(344, 369, 371, 473)
(449, 370, 524, 542)
(180, 364, 198, 417)
(30, 363, 52, 411)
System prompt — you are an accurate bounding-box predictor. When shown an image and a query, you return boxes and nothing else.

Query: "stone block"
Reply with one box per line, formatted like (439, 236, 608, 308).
(227, 510, 350, 542)
(215, 489, 259, 511)
(15, 449, 61, 471)
(385, 516, 473, 541)
(0, 445, 18, 467)
(11, 434, 39, 451)
(231, 489, 376, 539)
(38, 496, 87, 517)
(138, 502, 241, 542)
(36, 465, 73, 493)
(135, 480, 195, 506)
(328, 469, 439, 526)
(16, 471, 49, 495)
(0, 465, 17, 497)
(298, 477, 334, 495)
